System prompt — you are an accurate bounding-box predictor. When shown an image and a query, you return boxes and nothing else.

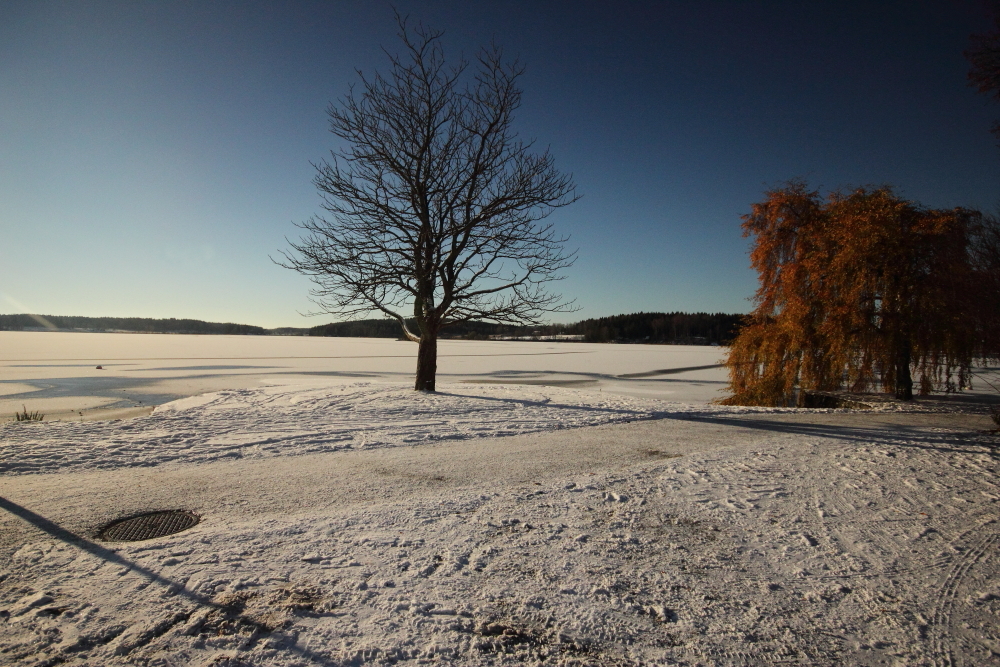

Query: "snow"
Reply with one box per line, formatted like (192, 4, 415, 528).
(1, 333, 999, 665)
(0, 331, 730, 421)
(0, 382, 724, 476)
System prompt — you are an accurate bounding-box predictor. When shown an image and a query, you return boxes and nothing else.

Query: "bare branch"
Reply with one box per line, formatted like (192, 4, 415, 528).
(279, 16, 578, 389)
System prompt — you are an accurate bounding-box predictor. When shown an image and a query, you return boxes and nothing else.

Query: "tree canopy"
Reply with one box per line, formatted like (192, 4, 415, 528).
(279, 18, 577, 390)
(970, 212, 1000, 356)
(722, 182, 980, 407)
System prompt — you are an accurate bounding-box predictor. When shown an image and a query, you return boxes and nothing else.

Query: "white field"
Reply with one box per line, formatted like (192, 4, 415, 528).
(0, 331, 729, 422)
(1, 332, 999, 666)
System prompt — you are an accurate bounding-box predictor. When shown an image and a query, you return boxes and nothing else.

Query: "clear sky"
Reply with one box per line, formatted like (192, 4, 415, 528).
(3, 1, 998, 328)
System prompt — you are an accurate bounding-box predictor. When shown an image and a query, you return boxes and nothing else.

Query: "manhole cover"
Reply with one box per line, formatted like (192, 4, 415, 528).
(98, 510, 200, 542)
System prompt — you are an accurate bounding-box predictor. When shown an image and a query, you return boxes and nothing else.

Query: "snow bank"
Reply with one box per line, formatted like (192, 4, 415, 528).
(0, 382, 791, 476)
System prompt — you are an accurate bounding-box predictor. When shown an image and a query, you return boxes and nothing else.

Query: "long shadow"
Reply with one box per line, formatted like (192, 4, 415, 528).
(0, 375, 185, 405)
(462, 378, 600, 388)
(276, 370, 396, 378)
(0, 365, 731, 413)
(668, 413, 1000, 460)
(627, 378, 729, 385)
(449, 367, 726, 381)
(0, 495, 217, 608)
(437, 391, 658, 418)
(449, 369, 615, 383)
(0, 496, 334, 664)
(460, 375, 729, 386)
(618, 363, 725, 378)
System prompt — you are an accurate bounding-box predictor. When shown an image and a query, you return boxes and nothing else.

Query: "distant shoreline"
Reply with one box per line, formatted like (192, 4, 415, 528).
(1, 311, 745, 345)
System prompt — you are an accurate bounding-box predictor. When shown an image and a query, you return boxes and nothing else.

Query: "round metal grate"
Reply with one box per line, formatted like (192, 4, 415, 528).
(98, 510, 200, 542)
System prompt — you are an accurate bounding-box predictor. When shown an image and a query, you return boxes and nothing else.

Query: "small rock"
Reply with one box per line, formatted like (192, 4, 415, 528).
(12, 593, 53, 617)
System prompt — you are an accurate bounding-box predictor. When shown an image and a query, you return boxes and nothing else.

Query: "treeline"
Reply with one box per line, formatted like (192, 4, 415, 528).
(1, 311, 746, 344)
(0, 314, 270, 336)
(310, 311, 745, 344)
(566, 312, 745, 344)
(309, 319, 525, 339)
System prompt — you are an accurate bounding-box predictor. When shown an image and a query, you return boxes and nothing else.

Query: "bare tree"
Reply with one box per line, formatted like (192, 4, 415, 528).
(278, 18, 578, 391)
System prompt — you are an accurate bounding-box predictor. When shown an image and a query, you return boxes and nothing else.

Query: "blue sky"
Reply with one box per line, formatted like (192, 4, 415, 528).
(2, 1, 998, 328)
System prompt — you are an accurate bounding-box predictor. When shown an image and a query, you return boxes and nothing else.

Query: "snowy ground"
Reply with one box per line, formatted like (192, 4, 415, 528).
(0, 332, 729, 422)
(1, 334, 999, 666)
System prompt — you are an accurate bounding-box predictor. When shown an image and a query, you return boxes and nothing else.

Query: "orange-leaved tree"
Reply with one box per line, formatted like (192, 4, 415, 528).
(722, 182, 979, 406)
(971, 212, 1000, 358)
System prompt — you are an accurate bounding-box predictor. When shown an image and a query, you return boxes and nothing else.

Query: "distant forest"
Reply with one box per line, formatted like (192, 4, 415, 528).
(0, 314, 272, 336)
(310, 311, 745, 345)
(0, 311, 745, 345)
(566, 312, 744, 344)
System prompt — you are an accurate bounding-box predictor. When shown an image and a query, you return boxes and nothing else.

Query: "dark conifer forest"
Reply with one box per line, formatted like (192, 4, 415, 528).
(309, 312, 744, 345)
(0, 314, 269, 336)
(0, 312, 745, 345)
(566, 312, 744, 344)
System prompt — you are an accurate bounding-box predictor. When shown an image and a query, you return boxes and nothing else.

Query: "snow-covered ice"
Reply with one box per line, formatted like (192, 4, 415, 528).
(0, 332, 730, 422)
(1, 334, 999, 665)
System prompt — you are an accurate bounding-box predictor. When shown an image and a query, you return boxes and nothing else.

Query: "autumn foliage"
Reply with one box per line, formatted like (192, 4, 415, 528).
(971, 212, 1000, 356)
(722, 182, 982, 407)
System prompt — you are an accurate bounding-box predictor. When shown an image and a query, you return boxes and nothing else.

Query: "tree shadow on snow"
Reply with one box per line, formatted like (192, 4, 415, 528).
(0, 496, 336, 664)
(437, 390, 656, 418)
(667, 414, 1000, 460)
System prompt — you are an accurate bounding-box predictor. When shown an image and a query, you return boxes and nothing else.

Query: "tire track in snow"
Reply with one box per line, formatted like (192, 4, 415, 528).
(930, 525, 999, 667)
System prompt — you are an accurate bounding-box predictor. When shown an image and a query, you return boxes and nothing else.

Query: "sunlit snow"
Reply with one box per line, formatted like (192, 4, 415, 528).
(1, 333, 998, 665)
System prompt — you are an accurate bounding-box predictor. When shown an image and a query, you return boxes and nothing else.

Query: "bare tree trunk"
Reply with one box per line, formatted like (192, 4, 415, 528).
(894, 339, 913, 401)
(415, 335, 438, 391)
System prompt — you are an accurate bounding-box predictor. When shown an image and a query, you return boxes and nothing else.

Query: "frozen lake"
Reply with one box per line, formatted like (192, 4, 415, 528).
(0, 331, 728, 421)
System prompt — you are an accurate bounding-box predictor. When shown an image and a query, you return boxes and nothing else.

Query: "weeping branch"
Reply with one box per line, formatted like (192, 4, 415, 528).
(722, 183, 980, 406)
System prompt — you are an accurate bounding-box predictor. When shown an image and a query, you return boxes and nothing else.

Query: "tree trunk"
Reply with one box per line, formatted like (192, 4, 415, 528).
(894, 339, 913, 401)
(415, 335, 438, 391)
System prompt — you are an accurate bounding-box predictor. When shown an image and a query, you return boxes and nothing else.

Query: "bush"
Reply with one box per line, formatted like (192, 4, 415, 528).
(14, 405, 43, 422)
